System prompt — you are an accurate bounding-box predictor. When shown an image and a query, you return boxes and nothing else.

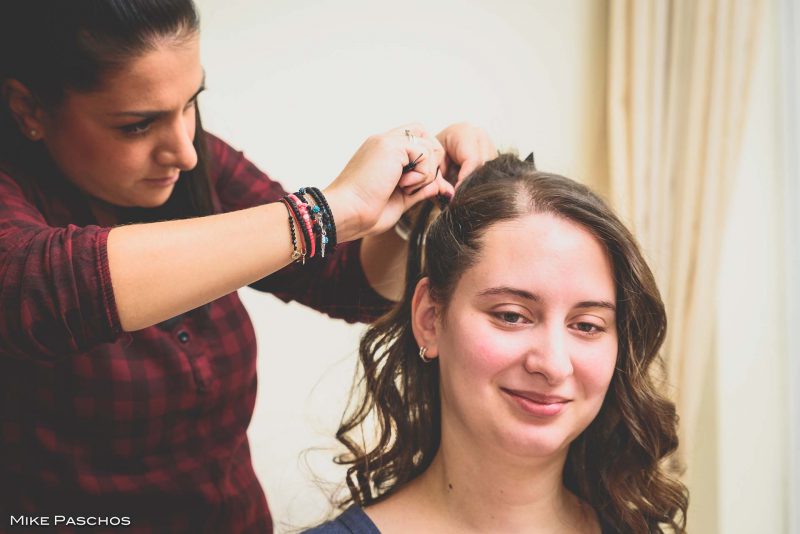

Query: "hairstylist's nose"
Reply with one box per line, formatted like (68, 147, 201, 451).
(523, 324, 573, 385)
(156, 116, 198, 171)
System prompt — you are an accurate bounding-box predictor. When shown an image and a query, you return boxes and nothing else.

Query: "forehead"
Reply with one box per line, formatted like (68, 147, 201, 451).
(455, 212, 616, 302)
(71, 35, 203, 110)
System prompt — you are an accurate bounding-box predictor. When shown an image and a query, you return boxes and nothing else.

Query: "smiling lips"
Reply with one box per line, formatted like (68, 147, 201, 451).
(502, 388, 572, 417)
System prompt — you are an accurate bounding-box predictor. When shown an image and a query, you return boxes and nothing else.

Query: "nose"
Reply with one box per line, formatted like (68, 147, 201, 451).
(155, 114, 198, 171)
(523, 323, 573, 385)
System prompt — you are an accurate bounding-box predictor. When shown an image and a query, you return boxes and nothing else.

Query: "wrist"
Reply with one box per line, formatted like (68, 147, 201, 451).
(322, 186, 364, 243)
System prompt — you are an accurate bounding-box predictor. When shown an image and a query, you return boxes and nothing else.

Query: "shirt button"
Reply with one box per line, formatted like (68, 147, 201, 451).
(177, 330, 190, 343)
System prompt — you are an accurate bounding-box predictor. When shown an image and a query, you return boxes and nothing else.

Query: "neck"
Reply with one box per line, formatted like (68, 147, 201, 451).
(397, 425, 596, 533)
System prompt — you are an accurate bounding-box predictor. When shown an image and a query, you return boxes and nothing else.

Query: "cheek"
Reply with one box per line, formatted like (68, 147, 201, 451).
(574, 339, 618, 397)
(441, 313, 519, 383)
(51, 122, 136, 178)
(51, 122, 100, 167)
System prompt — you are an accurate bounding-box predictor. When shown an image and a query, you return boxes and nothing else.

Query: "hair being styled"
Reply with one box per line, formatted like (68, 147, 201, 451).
(335, 154, 688, 533)
(0, 0, 213, 220)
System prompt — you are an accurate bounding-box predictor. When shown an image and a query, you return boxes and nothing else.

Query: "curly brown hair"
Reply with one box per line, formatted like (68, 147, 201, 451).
(335, 154, 688, 533)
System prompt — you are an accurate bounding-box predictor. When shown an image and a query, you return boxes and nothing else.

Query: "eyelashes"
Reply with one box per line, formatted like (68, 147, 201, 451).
(489, 310, 608, 337)
(120, 119, 155, 136)
(117, 98, 199, 137)
(492, 311, 529, 325)
(571, 322, 606, 336)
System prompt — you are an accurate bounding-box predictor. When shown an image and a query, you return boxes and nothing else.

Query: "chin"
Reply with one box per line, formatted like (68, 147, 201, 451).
(501, 428, 574, 459)
(139, 188, 176, 208)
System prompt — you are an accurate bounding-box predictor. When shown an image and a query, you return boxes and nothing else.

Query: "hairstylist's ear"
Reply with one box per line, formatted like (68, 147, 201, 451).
(2, 79, 46, 140)
(411, 277, 440, 359)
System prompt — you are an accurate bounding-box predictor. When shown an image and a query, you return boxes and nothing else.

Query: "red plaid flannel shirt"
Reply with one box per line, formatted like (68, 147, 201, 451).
(0, 134, 390, 533)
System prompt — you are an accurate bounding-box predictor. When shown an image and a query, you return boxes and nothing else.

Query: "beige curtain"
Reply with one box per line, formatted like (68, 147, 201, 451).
(607, 0, 764, 529)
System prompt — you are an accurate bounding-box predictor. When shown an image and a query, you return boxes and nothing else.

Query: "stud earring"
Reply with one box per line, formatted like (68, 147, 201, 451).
(29, 129, 38, 138)
(419, 346, 434, 363)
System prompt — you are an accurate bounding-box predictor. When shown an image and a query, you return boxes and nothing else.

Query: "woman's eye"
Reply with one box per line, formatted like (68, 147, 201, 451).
(494, 311, 528, 324)
(573, 322, 604, 335)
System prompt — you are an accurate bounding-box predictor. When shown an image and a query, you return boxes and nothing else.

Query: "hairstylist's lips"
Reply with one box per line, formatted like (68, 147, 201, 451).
(501, 388, 572, 418)
(143, 174, 180, 187)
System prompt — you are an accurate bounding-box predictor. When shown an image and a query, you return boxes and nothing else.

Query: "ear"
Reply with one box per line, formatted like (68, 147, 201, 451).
(411, 277, 441, 360)
(2, 79, 47, 141)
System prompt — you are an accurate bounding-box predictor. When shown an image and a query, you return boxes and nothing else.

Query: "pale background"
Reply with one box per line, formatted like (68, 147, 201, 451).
(195, 1, 792, 532)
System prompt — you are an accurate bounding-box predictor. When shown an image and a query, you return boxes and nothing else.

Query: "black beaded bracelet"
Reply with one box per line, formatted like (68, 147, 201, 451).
(305, 187, 337, 250)
(297, 187, 335, 258)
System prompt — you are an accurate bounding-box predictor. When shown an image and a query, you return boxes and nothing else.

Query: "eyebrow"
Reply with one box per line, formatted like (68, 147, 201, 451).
(477, 286, 540, 302)
(574, 300, 616, 312)
(477, 286, 616, 312)
(111, 73, 206, 119)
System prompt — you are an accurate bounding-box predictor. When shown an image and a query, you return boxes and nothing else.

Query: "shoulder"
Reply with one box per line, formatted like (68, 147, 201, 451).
(0, 160, 33, 196)
(302, 506, 381, 534)
(201, 131, 287, 209)
(202, 131, 262, 186)
(202, 131, 242, 169)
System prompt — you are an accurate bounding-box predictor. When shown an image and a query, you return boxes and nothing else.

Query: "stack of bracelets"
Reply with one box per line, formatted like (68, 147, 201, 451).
(280, 186, 337, 264)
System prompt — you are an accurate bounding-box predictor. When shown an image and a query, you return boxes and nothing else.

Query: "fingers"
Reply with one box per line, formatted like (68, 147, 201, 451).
(389, 122, 428, 141)
(402, 172, 454, 207)
(456, 158, 482, 182)
(455, 135, 496, 185)
(435, 122, 497, 187)
(398, 134, 445, 191)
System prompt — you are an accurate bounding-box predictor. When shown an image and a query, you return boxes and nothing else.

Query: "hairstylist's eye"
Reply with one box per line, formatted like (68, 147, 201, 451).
(119, 118, 154, 136)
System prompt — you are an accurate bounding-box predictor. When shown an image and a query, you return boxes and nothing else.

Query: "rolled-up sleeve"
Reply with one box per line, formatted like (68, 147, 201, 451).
(0, 173, 122, 360)
(249, 239, 392, 323)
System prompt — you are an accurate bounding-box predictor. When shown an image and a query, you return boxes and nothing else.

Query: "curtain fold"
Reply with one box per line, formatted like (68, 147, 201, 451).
(607, 0, 764, 526)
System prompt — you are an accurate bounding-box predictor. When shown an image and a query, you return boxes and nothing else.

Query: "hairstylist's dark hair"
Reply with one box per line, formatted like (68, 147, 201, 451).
(335, 154, 688, 533)
(0, 0, 213, 220)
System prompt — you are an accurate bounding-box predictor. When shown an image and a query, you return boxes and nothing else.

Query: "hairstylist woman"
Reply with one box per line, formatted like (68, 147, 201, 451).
(0, 1, 495, 532)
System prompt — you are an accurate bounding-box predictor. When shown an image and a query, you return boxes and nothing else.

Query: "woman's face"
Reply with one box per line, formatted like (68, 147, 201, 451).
(417, 212, 618, 461)
(39, 34, 204, 208)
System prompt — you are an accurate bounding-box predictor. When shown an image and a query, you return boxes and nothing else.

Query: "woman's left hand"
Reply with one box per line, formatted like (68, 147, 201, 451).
(436, 123, 497, 187)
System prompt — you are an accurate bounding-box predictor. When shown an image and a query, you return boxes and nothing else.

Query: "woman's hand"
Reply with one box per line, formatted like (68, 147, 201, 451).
(323, 124, 454, 242)
(436, 122, 497, 186)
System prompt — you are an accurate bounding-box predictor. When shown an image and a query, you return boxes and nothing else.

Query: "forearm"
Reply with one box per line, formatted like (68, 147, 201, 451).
(108, 202, 294, 331)
(109, 120, 458, 329)
(360, 228, 408, 301)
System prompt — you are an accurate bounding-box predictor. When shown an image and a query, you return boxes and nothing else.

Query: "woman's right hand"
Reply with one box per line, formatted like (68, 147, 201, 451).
(323, 124, 454, 243)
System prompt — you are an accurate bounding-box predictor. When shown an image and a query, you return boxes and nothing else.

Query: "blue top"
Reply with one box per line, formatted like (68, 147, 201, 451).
(303, 506, 380, 534)
(303, 504, 619, 533)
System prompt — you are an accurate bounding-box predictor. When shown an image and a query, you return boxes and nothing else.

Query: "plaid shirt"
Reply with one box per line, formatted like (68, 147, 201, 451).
(0, 134, 390, 533)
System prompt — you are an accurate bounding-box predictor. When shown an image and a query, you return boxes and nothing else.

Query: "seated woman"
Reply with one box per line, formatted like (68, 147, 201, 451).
(306, 154, 688, 533)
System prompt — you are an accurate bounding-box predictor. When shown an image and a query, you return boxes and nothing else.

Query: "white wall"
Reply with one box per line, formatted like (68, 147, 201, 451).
(787, 152, 800, 532)
(779, 0, 800, 531)
(194, 0, 608, 531)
